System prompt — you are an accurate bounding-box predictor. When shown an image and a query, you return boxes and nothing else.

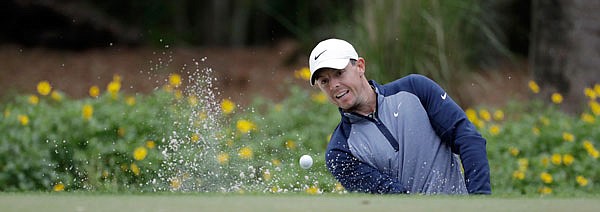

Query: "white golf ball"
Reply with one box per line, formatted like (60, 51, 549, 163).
(299, 155, 313, 169)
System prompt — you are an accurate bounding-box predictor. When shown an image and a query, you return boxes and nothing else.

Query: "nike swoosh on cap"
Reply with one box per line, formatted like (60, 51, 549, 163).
(314, 50, 327, 60)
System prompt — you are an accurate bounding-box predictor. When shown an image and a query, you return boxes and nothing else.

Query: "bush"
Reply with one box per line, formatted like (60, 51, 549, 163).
(1, 72, 599, 196)
(473, 81, 600, 195)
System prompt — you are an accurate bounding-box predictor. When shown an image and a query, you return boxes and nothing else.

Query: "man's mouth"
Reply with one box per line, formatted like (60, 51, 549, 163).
(335, 90, 349, 99)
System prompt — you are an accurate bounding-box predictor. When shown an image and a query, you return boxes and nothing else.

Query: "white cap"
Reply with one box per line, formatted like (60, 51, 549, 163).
(308, 38, 358, 85)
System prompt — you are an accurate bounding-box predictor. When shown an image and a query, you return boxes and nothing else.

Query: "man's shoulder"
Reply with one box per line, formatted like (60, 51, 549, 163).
(377, 74, 432, 96)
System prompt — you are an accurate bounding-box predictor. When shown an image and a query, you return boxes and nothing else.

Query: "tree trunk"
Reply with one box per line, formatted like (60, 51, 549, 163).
(530, 0, 600, 113)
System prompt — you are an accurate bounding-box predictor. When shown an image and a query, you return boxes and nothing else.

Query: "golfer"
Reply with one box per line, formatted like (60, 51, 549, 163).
(309, 38, 491, 194)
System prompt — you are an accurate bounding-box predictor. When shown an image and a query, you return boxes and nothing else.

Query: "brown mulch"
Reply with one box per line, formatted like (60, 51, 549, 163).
(0, 40, 310, 105)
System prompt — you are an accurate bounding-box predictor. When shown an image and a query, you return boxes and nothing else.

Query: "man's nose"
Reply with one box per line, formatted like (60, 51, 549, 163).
(328, 77, 340, 90)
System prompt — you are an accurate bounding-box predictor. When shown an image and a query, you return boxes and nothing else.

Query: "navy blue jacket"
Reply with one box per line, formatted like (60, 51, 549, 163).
(325, 74, 491, 194)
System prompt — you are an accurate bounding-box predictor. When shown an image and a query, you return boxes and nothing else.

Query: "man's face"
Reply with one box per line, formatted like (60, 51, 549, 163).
(315, 59, 367, 111)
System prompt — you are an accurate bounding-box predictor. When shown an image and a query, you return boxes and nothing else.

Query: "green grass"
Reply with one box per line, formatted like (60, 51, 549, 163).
(1, 193, 600, 212)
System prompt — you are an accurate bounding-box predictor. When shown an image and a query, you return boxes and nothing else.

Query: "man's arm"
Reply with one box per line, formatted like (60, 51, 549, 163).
(406, 74, 491, 194)
(326, 147, 409, 194)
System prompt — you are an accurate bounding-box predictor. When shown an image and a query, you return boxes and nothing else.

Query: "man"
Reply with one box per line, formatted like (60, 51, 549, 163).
(309, 38, 491, 194)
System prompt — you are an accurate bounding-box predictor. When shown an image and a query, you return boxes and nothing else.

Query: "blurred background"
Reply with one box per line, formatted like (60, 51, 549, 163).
(0, 0, 598, 111)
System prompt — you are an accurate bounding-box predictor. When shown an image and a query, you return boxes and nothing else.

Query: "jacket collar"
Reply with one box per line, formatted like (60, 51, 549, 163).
(340, 80, 383, 124)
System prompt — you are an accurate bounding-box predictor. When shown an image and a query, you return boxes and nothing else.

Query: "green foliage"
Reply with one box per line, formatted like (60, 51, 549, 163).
(347, 0, 508, 97)
(2, 76, 600, 196)
(0, 90, 178, 191)
(472, 96, 600, 195)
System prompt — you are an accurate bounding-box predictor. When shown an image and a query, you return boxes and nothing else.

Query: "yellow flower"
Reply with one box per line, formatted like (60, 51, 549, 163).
(82, 104, 93, 121)
(262, 170, 272, 181)
(271, 186, 280, 193)
(540, 156, 549, 167)
(294, 67, 311, 81)
(584, 88, 597, 100)
(528, 80, 540, 94)
(162, 85, 173, 93)
(581, 113, 595, 124)
(198, 112, 208, 121)
(590, 100, 600, 116)
(479, 109, 491, 122)
(146, 140, 156, 149)
(540, 172, 553, 184)
(174, 90, 183, 99)
(50, 91, 62, 101)
(101, 170, 110, 179)
(591, 150, 599, 159)
(271, 159, 281, 167)
(117, 127, 126, 137)
(335, 182, 345, 192)
(170, 178, 181, 190)
(37, 81, 52, 96)
(188, 96, 198, 106)
(191, 133, 200, 143)
(595, 84, 600, 96)
(18, 114, 29, 126)
(582, 140, 594, 150)
(221, 99, 235, 114)
(465, 108, 477, 123)
(89, 85, 100, 97)
(133, 146, 148, 161)
(169, 73, 182, 87)
(517, 158, 528, 171)
(539, 186, 552, 195)
(236, 119, 256, 134)
(306, 185, 320, 195)
(130, 163, 140, 176)
(489, 124, 500, 136)
(238, 146, 253, 160)
(28, 95, 39, 105)
(509, 147, 519, 157)
(473, 119, 485, 129)
(285, 140, 296, 150)
(532, 127, 540, 136)
(562, 154, 574, 166)
(225, 139, 234, 147)
(125, 96, 136, 106)
(576, 175, 589, 187)
(493, 110, 504, 121)
(311, 92, 328, 104)
(551, 93, 563, 104)
(583, 140, 600, 159)
(274, 104, 283, 112)
(107, 81, 121, 97)
(551, 154, 562, 165)
(562, 132, 574, 142)
(53, 183, 65, 192)
(113, 74, 122, 82)
(217, 152, 229, 164)
(512, 170, 525, 180)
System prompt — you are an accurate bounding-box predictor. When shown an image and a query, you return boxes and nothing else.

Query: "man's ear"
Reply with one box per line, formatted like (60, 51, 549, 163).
(357, 57, 366, 74)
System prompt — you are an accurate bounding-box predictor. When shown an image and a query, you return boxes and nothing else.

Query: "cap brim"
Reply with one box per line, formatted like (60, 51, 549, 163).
(310, 58, 349, 86)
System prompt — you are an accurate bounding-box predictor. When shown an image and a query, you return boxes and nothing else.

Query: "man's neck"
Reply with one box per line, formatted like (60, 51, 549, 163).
(349, 84, 377, 116)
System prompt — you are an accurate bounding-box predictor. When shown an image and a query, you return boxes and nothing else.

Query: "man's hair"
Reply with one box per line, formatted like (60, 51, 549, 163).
(350, 59, 357, 66)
